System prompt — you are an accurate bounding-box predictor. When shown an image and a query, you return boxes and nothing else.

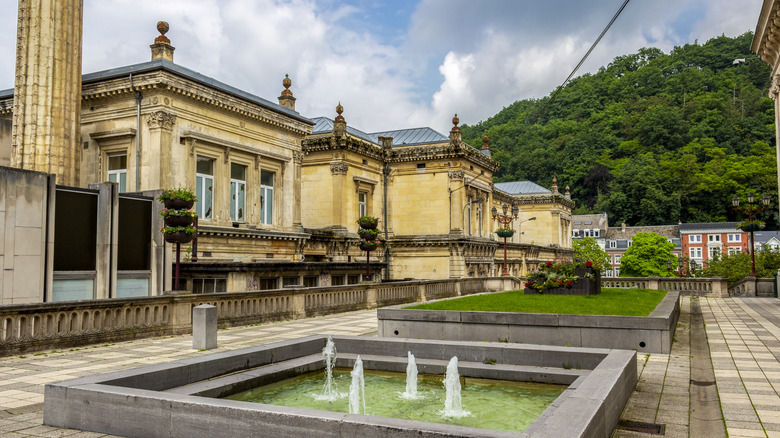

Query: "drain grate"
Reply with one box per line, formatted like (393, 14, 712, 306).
(616, 420, 666, 435)
(690, 379, 715, 386)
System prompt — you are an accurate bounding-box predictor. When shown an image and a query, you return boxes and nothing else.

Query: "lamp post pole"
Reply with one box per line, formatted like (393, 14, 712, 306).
(492, 204, 524, 276)
(732, 192, 771, 277)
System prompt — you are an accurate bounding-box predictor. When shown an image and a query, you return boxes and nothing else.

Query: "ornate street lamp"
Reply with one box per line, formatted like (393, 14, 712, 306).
(492, 204, 522, 276)
(732, 193, 771, 276)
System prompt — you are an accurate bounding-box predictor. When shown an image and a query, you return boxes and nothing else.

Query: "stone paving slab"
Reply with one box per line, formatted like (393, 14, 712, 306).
(3, 297, 780, 437)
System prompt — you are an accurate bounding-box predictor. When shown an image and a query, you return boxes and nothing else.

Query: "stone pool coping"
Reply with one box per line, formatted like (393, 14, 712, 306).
(44, 335, 636, 438)
(377, 291, 680, 354)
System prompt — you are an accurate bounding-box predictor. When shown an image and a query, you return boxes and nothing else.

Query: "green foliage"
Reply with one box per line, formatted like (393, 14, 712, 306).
(406, 288, 667, 317)
(701, 248, 780, 284)
(461, 32, 778, 227)
(619, 233, 678, 277)
(573, 237, 611, 271)
(157, 187, 197, 202)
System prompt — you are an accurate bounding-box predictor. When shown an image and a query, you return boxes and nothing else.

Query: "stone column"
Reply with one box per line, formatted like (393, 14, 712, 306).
(449, 171, 465, 235)
(12, 0, 84, 186)
(293, 151, 304, 232)
(145, 110, 176, 190)
(330, 161, 348, 234)
(772, 76, 780, 221)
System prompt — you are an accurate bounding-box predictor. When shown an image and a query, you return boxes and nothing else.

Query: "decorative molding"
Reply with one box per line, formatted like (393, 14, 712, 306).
(146, 110, 177, 131)
(181, 131, 289, 163)
(292, 150, 305, 165)
(89, 128, 137, 142)
(448, 170, 465, 181)
(772, 75, 780, 100)
(330, 161, 349, 175)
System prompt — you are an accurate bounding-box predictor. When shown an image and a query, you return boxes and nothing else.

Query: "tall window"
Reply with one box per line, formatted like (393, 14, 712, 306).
(690, 247, 702, 259)
(467, 196, 472, 235)
(708, 234, 721, 242)
(230, 163, 246, 222)
(358, 192, 367, 218)
(709, 247, 721, 258)
(107, 153, 127, 193)
(196, 156, 214, 219)
(261, 170, 274, 225)
(727, 234, 741, 243)
(689, 235, 702, 243)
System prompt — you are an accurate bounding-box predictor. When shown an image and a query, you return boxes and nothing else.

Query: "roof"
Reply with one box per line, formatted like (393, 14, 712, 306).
(494, 181, 551, 195)
(310, 117, 379, 144)
(371, 127, 448, 146)
(572, 213, 608, 228)
(753, 231, 780, 243)
(678, 222, 740, 233)
(605, 225, 680, 240)
(1, 58, 313, 125)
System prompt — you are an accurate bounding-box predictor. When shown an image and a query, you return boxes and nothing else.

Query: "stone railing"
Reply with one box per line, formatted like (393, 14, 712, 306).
(728, 277, 776, 297)
(0, 277, 519, 356)
(601, 276, 729, 297)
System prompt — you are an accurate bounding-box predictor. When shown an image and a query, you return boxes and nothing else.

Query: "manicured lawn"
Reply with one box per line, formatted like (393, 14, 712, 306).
(405, 288, 667, 316)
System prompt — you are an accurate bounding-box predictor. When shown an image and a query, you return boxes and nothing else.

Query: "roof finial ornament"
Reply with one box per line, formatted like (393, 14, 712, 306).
(551, 176, 559, 195)
(155, 21, 171, 44)
(281, 74, 293, 96)
(452, 114, 460, 131)
(565, 185, 571, 199)
(335, 102, 345, 121)
(482, 134, 490, 150)
(150, 21, 175, 61)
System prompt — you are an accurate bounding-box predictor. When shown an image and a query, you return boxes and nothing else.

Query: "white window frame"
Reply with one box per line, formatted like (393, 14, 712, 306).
(709, 246, 721, 259)
(230, 163, 247, 222)
(593, 229, 600, 237)
(614, 255, 621, 264)
(196, 156, 214, 220)
(358, 192, 367, 218)
(609, 240, 617, 248)
(260, 170, 274, 225)
(708, 234, 721, 242)
(728, 247, 742, 255)
(107, 153, 127, 193)
(727, 234, 741, 243)
(689, 234, 702, 243)
(690, 247, 702, 259)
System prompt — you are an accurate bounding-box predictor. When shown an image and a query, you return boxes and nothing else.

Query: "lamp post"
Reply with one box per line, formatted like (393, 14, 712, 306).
(492, 204, 518, 276)
(732, 192, 771, 276)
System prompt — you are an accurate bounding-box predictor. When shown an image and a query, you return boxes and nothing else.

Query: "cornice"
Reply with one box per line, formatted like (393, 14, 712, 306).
(390, 142, 500, 172)
(197, 225, 309, 241)
(80, 70, 312, 136)
(515, 193, 575, 209)
(753, 0, 780, 75)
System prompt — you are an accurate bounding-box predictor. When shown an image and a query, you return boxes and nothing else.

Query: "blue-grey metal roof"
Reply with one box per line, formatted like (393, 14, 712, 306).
(494, 181, 551, 195)
(753, 231, 780, 243)
(370, 127, 448, 146)
(310, 116, 379, 144)
(0, 88, 11, 99)
(678, 222, 740, 233)
(1, 59, 313, 125)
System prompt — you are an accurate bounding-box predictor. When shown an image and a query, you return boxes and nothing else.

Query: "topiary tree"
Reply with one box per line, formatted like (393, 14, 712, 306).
(573, 237, 610, 272)
(619, 232, 678, 277)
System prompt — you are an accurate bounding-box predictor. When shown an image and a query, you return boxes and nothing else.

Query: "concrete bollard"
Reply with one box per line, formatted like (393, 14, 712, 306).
(193, 305, 217, 350)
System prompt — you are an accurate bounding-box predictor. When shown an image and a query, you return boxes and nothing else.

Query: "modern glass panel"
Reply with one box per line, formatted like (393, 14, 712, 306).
(230, 164, 247, 222)
(52, 279, 95, 301)
(116, 278, 150, 298)
(261, 170, 274, 225)
(196, 156, 214, 219)
(108, 154, 127, 193)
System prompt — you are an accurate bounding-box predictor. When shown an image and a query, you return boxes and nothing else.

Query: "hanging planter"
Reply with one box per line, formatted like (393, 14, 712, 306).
(496, 228, 515, 238)
(164, 230, 195, 244)
(160, 208, 197, 227)
(358, 228, 380, 240)
(157, 188, 197, 210)
(357, 216, 379, 230)
(359, 241, 379, 252)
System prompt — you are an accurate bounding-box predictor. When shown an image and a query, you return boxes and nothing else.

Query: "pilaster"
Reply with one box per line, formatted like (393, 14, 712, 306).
(145, 110, 176, 190)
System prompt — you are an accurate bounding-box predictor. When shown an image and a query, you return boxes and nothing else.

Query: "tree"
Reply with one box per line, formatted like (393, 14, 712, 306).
(619, 232, 678, 277)
(573, 237, 610, 272)
(702, 248, 780, 284)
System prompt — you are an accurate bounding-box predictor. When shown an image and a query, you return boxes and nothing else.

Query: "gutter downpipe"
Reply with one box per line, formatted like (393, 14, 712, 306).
(383, 160, 390, 280)
(129, 74, 142, 191)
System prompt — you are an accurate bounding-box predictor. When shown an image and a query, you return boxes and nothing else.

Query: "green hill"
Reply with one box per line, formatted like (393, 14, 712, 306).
(461, 32, 778, 227)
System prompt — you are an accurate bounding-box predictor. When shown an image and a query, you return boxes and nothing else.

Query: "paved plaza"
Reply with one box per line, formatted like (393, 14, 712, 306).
(1, 297, 780, 437)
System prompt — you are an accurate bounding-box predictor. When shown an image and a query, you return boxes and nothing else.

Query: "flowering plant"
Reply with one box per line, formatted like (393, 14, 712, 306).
(157, 187, 197, 202)
(526, 259, 579, 293)
(357, 216, 379, 227)
(496, 226, 515, 233)
(159, 209, 197, 218)
(354, 238, 380, 247)
(161, 225, 197, 234)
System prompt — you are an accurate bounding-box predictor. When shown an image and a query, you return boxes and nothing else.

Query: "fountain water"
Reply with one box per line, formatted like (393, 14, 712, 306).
(400, 351, 419, 399)
(443, 356, 470, 417)
(348, 355, 366, 414)
(314, 335, 341, 401)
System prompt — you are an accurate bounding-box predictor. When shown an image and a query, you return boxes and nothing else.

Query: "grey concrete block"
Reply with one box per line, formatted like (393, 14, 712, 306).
(193, 304, 217, 350)
(42, 384, 68, 427)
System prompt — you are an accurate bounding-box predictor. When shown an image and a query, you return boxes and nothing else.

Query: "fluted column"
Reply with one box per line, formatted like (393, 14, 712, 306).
(12, 0, 83, 186)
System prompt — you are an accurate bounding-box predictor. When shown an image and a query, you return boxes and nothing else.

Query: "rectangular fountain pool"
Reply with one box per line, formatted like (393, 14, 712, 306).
(43, 335, 636, 438)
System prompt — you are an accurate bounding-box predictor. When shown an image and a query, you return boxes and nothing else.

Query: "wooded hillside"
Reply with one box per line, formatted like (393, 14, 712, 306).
(461, 32, 777, 227)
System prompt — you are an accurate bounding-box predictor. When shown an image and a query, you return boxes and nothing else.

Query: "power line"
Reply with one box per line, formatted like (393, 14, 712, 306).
(521, 0, 632, 131)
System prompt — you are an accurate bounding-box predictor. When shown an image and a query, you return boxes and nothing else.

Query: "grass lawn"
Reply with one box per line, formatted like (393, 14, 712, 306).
(405, 288, 667, 317)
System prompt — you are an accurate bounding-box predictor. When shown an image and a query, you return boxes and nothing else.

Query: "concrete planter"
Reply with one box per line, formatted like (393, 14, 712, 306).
(378, 291, 680, 354)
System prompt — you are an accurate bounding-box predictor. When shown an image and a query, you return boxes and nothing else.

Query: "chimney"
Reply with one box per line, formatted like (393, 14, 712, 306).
(480, 134, 491, 158)
(278, 74, 296, 110)
(333, 102, 346, 137)
(151, 21, 175, 62)
(564, 186, 571, 199)
(621, 221, 626, 233)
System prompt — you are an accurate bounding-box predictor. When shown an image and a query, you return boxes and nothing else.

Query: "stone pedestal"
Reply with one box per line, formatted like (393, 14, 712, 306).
(192, 304, 217, 350)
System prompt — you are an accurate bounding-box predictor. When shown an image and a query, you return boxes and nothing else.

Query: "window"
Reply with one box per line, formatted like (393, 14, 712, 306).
(573, 229, 580, 237)
(614, 268, 620, 277)
(303, 276, 318, 287)
(258, 277, 278, 290)
(708, 234, 721, 242)
(727, 234, 741, 243)
(107, 153, 127, 193)
(192, 278, 226, 293)
(261, 170, 274, 225)
(690, 247, 702, 259)
(417, 163, 426, 169)
(614, 255, 621, 264)
(196, 156, 214, 219)
(331, 275, 345, 286)
(728, 247, 742, 255)
(283, 276, 300, 287)
(358, 192, 367, 218)
(709, 247, 721, 259)
(689, 235, 702, 243)
(609, 241, 617, 248)
(593, 229, 600, 237)
(466, 196, 472, 235)
(605, 269, 614, 277)
(230, 164, 246, 222)
(347, 274, 361, 285)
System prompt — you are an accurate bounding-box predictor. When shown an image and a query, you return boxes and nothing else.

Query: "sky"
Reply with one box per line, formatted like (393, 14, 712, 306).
(0, 0, 766, 134)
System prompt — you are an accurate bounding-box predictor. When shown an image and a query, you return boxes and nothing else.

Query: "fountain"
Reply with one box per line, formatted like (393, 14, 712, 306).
(400, 351, 418, 399)
(442, 356, 470, 417)
(314, 335, 341, 401)
(348, 355, 366, 414)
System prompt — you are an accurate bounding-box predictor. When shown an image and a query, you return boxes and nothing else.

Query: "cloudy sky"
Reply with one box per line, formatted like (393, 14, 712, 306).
(0, 0, 765, 133)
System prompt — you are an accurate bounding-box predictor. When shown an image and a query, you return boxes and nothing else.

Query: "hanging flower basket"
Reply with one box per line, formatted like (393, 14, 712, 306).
(164, 216, 194, 227)
(157, 188, 197, 210)
(357, 216, 379, 230)
(496, 230, 514, 238)
(360, 242, 379, 252)
(358, 228, 380, 240)
(164, 231, 195, 244)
